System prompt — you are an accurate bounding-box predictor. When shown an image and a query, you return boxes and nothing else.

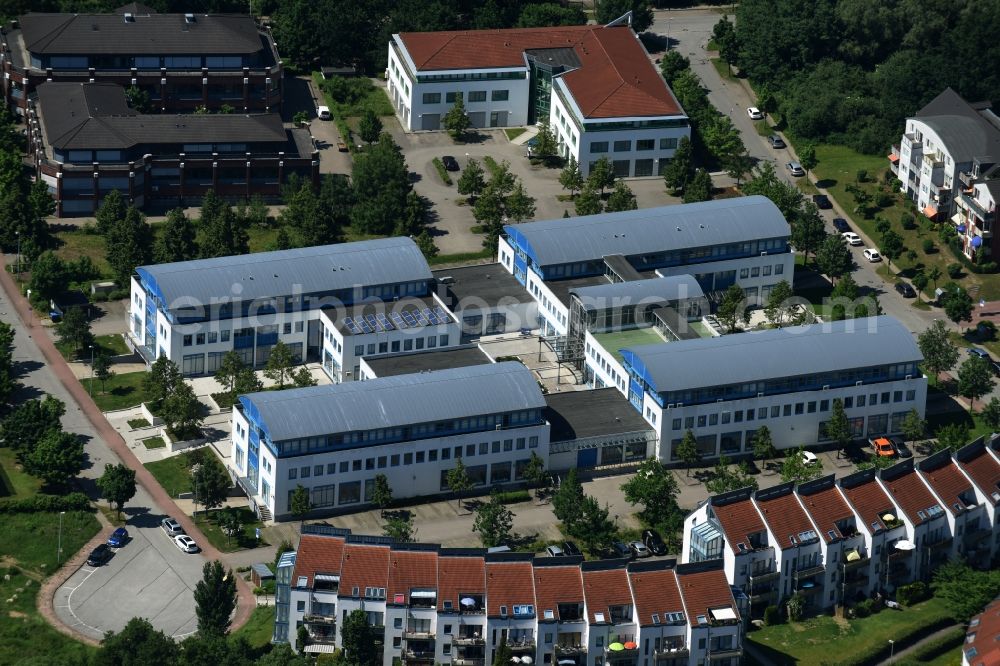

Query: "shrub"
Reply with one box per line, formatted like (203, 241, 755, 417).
(947, 262, 963, 279)
(494, 489, 531, 504)
(891, 178, 903, 191)
(922, 238, 936, 254)
(763, 605, 781, 626)
(900, 213, 916, 230)
(906, 249, 918, 262)
(875, 191, 894, 207)
(856, 169, 868, 183)
(978, 320, 997, 341)
(896, 581, 929, 606)
(786, 593, 805, 621)
(431, 158, 453, 186)
(0, 492, 92, 514)
(938, 224, 957, 243)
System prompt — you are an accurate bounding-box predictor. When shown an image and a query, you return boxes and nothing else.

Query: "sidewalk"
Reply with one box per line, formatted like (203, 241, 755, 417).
(875, 623, 962, 665)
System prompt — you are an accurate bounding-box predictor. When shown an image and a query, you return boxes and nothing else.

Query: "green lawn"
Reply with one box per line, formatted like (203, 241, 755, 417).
(144, 451, 197, 497)
(747, 596, 954, 665)
(55, 333, 131, 362)
(232, 606, 276, 648)
(504, 127, 527, 141)
(313, 72, 394, 117)
(53, 227, 112, 278)
(81, 370, 150, 411)
(142, 436, 166, 450)
(593, 327, 667, 361)
(195, 507, 264, 552)
(428, 249, 493, 266)
(0, 448, 41, 498)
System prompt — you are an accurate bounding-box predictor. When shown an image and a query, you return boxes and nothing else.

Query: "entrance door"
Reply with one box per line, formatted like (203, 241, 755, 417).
(490, 111, 509, 127)
(421, 113, 440, 130)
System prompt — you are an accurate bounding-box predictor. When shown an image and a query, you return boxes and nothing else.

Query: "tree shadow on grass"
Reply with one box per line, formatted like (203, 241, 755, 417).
(816, 178, 838, 189)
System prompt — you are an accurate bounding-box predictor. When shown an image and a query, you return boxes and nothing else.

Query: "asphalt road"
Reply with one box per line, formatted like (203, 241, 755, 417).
(0, 272, 227, 641)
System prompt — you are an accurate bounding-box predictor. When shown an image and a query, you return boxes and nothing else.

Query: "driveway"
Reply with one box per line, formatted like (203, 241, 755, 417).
(53, 514, 205, 641)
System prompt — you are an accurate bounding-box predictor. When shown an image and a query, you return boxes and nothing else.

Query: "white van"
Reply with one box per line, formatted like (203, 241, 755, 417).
(317, 105, 331, 120)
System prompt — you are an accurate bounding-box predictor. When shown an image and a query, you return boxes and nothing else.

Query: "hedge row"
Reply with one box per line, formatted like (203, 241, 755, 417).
(819, 616, 956, 666)
(0, 492, 93, 514)
(895, 626, 965, 665)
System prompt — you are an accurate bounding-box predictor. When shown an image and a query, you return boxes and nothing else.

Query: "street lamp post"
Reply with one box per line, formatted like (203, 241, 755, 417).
(888, 639, 895, 663)
(89, 344, 95, 397)
(666, 19, 671, 51)
(15, 230, 20, 282)
(57, 510, 65, 564)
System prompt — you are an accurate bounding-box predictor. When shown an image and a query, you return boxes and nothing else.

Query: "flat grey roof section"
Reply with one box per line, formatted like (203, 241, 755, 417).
(603, 254, 642, 282)
(548, 269, 660, 308)
(324, 295, 452, 337)
(651, 306, 700, 340)
(19, 12, 263, 55)
(545, 388, 651, 442)
(570, 275, 704, 310)
(137, 237, 432, 309)
(622, 316, 922, 394)
(365, 346, 493, 377)
(432, 264, 533, 308)
(239, 362, 545, 442)
(504, 196, 789, 268)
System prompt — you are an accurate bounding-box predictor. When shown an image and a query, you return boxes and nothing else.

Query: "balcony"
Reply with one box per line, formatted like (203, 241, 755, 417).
(654, 645, 688, 659)
(306, 630, 337, 644)
(709, 646, 744, 660)
(749, 587, 778, 603)
(452, 636, 485, 646)
(507, 639, 535, 651)
(843, 555, 870, 571)
(452, 659, 485, 666)
(404, 629, 436, 640)
(403, 649, 435, 661)
(555, 644, 587, 655)
(795, 564, 826, 579)
(965, 527, 991, 546)
(605, 646, 639, 659)
(928, 535, 952, 551)
(304, 613, 337, 626)
(749, 569, 779, 583)
(960, 170, 976, 188)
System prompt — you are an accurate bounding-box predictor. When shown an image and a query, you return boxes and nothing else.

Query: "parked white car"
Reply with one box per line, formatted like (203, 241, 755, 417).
(842, 232, 863, 246)
(174, 535, 199, 553)
(747, 107, 764, 120)
(863, 248, 882, 262)
(801, 450, 819, 466)
(317, 105, 331, 120)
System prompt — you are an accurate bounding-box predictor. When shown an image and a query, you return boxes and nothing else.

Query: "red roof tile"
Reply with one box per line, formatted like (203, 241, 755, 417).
(340, 544, 391, 596)
(583, 568, 632, 624)
(712, 497, 767, 555)
(292, 534, 346, 587)
(754, 489, 819, 550)
(533, 564, 583, 620)
(881, 469, 943, 525)
(921, 460, 975, 516)
(627, 568, 684, 627)
(676, 568, 739, 627)
(798, 484, 856, 543)
(967, 596, 1000, 666)
(841, 477, 896, 533)
(397, 25, 682, 119)
(959, 447, 1000, 505)
(438, 555, 486, 611)
(486, 561, 535, 616)
(388, 550, 439, 604)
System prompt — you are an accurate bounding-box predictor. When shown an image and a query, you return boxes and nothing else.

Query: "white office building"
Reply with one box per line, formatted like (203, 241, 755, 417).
(387, 23, 689, 177)
(128, 237, 433, 374)
(230, 362, 549, 521)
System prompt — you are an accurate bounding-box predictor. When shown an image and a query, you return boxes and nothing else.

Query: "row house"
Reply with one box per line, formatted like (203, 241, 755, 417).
(278, 526, 743, 666)
(683, 436, 1000, 617)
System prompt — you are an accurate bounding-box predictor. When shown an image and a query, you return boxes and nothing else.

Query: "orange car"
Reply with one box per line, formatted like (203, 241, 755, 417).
(870, 437, 896, 458)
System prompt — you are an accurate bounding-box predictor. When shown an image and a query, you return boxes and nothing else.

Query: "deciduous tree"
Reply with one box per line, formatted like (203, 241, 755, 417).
(717, 283, 750, 334)
(752, 426, 777, 470)
(780, 447, 822, 484)
(358, 110, 383, 144)
(472, 490, 514, 547)
(194, 560, 237, 636)
(816, 233, 853, 281)
(957, 355, 994, 412)
(106, 206, 153, 286)
(264, 341, 296, 388)
(154, 208, 198, 264)
(161, 381, 203, 440)
(26, 430, 84, 487)
(620, 458, 681, 528)
(901, 408, 927, 443)
(192, 458, 230, 514)
(552, 467, 585, 526)
(605, 180, 638, 212)
(384, 513, 416, 542)
(918, 320, 959, 381)
(574, 185, 603, 216)
(558, 156, 584, 199)
(443, 97, 471, 140)
(290, 484, 312, 525)
(56, 306, 93, 356)
(587, 157, 615, 197)
(458, 158, 487, 201)
(706, 457, 758, 494)
(824, 398, 853, 457)
(341, 609, 380, 666)
(101, 617, 179, 665)
(97, 463, 137, 520)
(372, 473, 393, 511)
(763, 280, 794, 327)
(446, 459, 472, 509)
(676, 430, 701, 476)
(663, 136, 694, 194)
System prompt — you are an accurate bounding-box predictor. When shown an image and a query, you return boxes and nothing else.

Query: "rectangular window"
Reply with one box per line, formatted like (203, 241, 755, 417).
(340, 461, 349, 473)
(906, 390, 916, 401)
(404, 453, 413, 465)
(314, 465, 323, 476)
(288, 468, 297, 480)
(468, 90, 487, 102)
(659, 137, 678, 150)
(771, 405, 780, 418)
(672, 418, 681, 430)
(590, 142, 609, 154)
(491, 89, 509, 101)
(422, 92, 441, 104)
(207, 332, 218, 344)
(783, 404, 792, 416)
(820, 399, 830, 412)
(352, 460, 361, 471)
(295, 321, 304, 333)
(404, 339, 413, 351)
(808, 401, 817, 413)
(614, 140, 632, 152)
(301, 466, 310, 478)
(391, 454, 400, 467)
(338, 481, 361, 505)
(183, 335, 192, 347)
(795, 403, 805, 415)
(844, 397, 853, 408)
(446, 91, 463, 103)
(327, 463, 336, 474)
(366, 458, 375, 470)
(221, 330, 230, 342)
(775, 263, 784, 275)
(283, 323, 291, 335)
(416, 338, 424, 350)
(636, 139, 655, 151)
(440, 334, 449, 346)
(416, 451, 425, 463)
(857, 395, 866, 407)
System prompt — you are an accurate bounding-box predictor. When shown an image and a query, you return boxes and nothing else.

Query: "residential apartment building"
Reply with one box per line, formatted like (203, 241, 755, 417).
(386, 24, 689, 177)
(28, 81, 315, 216)
(890, 88, 1000, 258)
(499, 196, 794, 338)
(953, 170, 999, 262)
(615, 316, 926, 461)
(128, 237, 433, 374)
(230, 362, 550, 520)
(277, 525, 744, 666)
(964, 595, 1000, 666)
(1, 5, 282, 116)
(683, 437, 1000, 618)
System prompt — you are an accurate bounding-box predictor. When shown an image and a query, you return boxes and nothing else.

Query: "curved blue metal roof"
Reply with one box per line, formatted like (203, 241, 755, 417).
(503, 196, 789, 268)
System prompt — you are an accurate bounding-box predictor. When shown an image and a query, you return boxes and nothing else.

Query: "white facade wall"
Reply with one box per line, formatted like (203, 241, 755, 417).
(584, 330, 630, 394)
(524, 269, 570, 336)
(550, 79, 690, 179)
(640, 377, 927, 462)
(231, 406, 550, 520)
(318, 311, 462, 383)
(655, 252, 795, 306)
(897, 119, 969, 215)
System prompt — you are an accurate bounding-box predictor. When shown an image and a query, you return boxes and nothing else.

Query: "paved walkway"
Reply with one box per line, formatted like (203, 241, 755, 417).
(875, 623, 963, 665)
(0, 258, 256, 641)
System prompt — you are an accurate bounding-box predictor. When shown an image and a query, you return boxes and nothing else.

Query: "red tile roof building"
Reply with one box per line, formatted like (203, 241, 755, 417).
(532, 564, 584, 621)
(712, 494, 768, 554)
(966, 596, 1000, 666)
(958, 443, 1000, 506)
(583, 566, 634, 625)
(754, 485, 819, 550)
(880, 465, 944, 526)
(626, 567, 685, 627)
(486, 561, 536, 617)
(797, 479, 858, 543)
(387, 24, 689, 178)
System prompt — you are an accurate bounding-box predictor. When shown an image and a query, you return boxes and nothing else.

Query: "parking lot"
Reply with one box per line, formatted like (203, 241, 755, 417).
(53, 511, 207, 641)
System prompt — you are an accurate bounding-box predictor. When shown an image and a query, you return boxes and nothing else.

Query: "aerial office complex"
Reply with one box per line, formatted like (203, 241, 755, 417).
(387, 23, 690, 177)
(683, 436, 1000, 617)
(274, 525, 745, 665)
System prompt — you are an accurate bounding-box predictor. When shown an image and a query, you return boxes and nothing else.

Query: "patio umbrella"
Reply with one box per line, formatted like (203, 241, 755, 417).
(461, 597, 476, 607)
(846, 549, 860, 562)
(881, 513, 895, 523)
(511, 657, 521, 663)
(623, 642, 637, 650)
(521, 657, 533, 664)
(559, 660, 576, 665)
(608, 643, 625, 652)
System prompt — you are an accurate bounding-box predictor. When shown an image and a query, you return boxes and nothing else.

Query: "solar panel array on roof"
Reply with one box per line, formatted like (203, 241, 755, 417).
(342, 307, 452, 335)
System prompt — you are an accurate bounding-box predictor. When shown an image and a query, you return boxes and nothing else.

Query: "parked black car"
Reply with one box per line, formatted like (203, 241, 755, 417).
(832, 218, 851, 233)
(442, 155, 460, 171)
(894, 282, 917, 298)
(889, 437, 913, 459)
(609, 541, 634, 559)
(812, 194, 832, 209)
(87, 544, 111, 566)
(562, 541, 581, 557)
(642, 529, 667, 556)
